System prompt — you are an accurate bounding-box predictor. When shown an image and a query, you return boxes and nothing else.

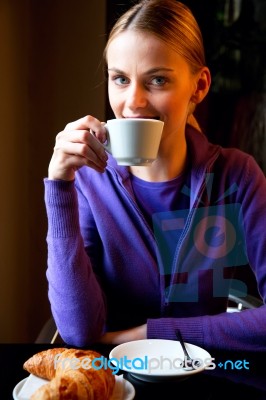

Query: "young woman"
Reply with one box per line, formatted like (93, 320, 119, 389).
(44, 0, 266, 351)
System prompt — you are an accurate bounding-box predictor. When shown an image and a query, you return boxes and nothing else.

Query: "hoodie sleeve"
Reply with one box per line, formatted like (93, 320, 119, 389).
(44, 178, 106, 347)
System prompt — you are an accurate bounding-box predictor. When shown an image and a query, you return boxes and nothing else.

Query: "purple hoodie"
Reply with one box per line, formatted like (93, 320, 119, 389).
(44, 125, 266, 351)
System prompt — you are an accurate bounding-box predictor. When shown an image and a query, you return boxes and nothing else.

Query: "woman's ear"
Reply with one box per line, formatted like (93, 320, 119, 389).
(191, 67, 211, 104)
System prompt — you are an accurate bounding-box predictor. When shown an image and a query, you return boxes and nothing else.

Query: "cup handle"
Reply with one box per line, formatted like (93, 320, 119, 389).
(103, 124, 112, 154)
(90, 124, 112, 154)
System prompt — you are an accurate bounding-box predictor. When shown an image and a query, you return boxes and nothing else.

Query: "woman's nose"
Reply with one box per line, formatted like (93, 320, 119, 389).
(125, 83, 148, 111)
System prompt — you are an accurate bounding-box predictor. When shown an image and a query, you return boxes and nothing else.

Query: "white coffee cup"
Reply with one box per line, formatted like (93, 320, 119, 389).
(104, 118, 164, 166)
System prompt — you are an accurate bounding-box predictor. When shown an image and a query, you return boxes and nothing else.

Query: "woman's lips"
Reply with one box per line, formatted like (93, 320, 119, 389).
(123, 116, 161, 120)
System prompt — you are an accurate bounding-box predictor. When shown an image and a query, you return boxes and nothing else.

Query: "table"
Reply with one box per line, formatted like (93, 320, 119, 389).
(1, 343, 266, 399)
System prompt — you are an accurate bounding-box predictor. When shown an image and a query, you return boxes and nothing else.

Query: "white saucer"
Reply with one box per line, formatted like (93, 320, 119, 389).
(109, 339, 213, 382)
(13, 373, 135, 400)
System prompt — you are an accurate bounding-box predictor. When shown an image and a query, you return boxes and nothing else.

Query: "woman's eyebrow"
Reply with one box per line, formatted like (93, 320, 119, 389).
(107, 67, 174, 74)
(107, 68, 125, 74)
(145, 67, 175, 74)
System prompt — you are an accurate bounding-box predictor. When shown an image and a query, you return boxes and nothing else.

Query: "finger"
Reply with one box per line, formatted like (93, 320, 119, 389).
(54, 141, 107, 169)
(65, 115, 107, 142)
(72, 155, 106, 173)
(50, 148, 106, 178)
(49, 154, 105, 180)
(55, 130, 108, 162)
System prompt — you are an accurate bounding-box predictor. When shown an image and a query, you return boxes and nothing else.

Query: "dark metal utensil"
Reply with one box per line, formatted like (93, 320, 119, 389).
(175, 328, 201, 370)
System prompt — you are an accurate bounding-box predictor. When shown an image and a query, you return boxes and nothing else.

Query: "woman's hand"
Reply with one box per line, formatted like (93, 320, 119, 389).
(99, 324, 147, 345)
(48, 115, 108, 181)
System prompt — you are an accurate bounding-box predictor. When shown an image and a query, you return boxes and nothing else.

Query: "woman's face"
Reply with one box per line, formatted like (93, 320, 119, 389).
(107, 30, 199, 139)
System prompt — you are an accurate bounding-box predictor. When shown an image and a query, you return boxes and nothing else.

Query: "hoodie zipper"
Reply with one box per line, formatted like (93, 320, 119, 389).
(163, 154, 220, 311)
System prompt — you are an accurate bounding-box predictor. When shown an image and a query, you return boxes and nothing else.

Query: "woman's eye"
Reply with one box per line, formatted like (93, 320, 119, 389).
(113, 76, 129, 85)
(150, 76, 167, 86)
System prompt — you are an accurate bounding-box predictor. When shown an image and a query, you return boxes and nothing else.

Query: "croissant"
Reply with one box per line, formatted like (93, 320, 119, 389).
(23, 348, 66, 380)
(30, 370, 94, 400)
(23, 347, 115, 400)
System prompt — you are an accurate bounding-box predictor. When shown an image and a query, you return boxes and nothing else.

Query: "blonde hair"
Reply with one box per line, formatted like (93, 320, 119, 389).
(104, 0, 206, 75)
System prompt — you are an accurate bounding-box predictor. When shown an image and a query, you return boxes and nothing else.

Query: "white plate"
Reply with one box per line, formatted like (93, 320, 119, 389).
(109, 339, 213, 382)
(13, 373, 135, 400)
